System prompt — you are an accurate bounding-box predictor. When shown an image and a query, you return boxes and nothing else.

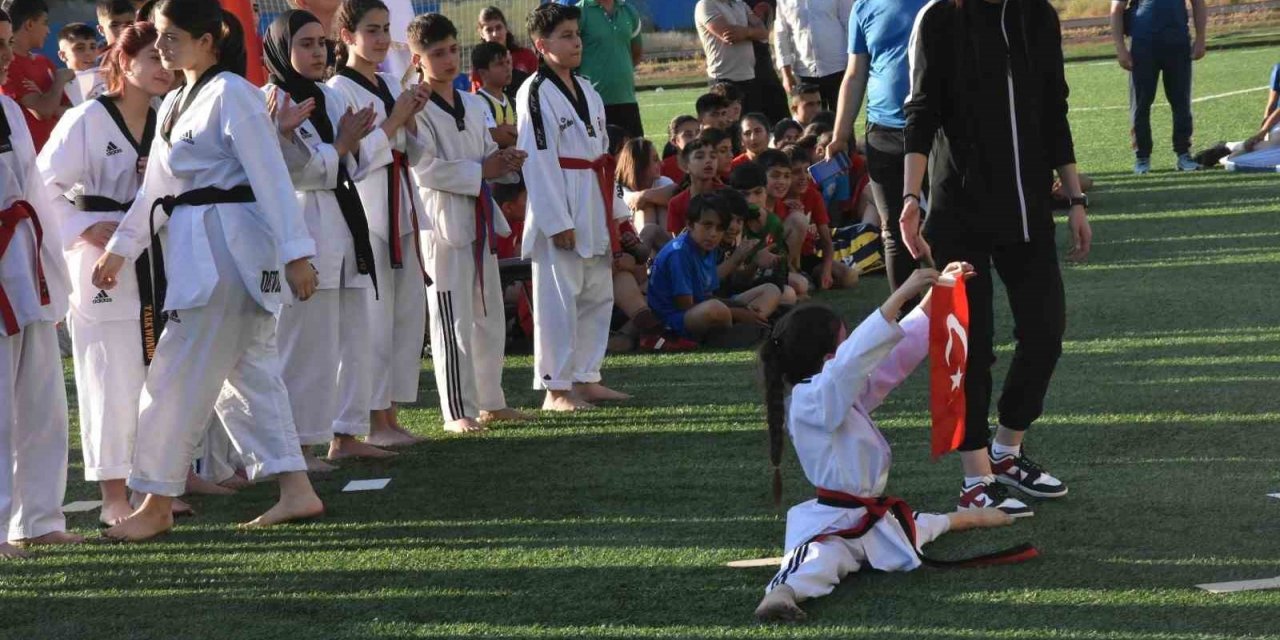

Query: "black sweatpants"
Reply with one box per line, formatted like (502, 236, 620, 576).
(930, 230, 1066, 452)
(864, 123, 917, 294)
(605, 102, 645, 139)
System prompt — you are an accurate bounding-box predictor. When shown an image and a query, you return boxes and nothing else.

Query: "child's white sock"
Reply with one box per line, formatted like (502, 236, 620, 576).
(991, 442, 1021, 459)
(963, 475, 994, 488)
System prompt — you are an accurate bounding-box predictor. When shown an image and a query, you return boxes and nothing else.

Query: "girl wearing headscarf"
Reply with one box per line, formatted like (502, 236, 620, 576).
(263, 9, 399, 466)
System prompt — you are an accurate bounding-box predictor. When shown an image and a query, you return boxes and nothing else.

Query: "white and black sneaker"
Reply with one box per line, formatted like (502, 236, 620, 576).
(958, 477, 1034, 518)
(991, 448, 1068, 498)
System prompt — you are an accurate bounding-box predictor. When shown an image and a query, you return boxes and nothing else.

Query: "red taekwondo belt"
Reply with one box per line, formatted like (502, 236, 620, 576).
(0, 201, 49, 336)
(388, 150, 426, 279)
(557, 154, 621, 254)
(474, 181, 498, 315)
(813, 488, 1039, 568)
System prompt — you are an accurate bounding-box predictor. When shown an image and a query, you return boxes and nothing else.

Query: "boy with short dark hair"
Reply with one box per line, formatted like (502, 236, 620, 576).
(409, 13, 531, 431)
(789, 82, 822, 126)
(779, 144, 859, 290)
(710, 80, 744, 125)
(647, 191, 779, 341)
(665, 133, 725, 234)
(57, 23, 104, 106)
(95, 0, 135, 46)
(2, 0, 71, 151)
(517, 3, 631, 410)
(695, 91, 732, 131)
(724, 162, 797, 302)
(493, 179, 526, 260)
(471, 40, 516, 148)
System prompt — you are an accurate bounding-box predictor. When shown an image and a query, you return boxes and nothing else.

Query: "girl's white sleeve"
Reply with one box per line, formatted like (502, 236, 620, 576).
(800, 309, 904, 432)
(859, 306, 930, 414)
(225, 90, 316, 264)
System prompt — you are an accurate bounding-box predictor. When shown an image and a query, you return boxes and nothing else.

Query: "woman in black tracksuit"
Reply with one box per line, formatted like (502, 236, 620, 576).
(900, 0, 1092, 518)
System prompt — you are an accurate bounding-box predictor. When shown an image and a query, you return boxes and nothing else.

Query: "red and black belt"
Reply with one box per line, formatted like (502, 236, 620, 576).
(813, 488, 1039, 569)
(474, 181, 497, 315)
(387, 150, 427, 281)
(0, 200, 49, 336)
(558, 154, 621, 254)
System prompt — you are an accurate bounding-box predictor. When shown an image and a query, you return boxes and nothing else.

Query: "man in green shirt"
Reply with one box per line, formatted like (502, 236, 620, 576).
(576, 0, 645, 137)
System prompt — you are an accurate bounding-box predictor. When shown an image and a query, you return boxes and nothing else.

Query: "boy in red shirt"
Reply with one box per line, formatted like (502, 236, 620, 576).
(2, 0, 70, 151)
(660, 115, 699, 183)
(779, 146, 859, 290)
(665, 131, 726, 235)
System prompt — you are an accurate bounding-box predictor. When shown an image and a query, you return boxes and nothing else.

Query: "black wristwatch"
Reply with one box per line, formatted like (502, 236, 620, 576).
(1068, 194, 1089, 209)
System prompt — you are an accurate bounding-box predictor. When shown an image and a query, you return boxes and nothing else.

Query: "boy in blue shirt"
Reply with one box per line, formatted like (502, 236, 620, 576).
(648, 191, 781, 341)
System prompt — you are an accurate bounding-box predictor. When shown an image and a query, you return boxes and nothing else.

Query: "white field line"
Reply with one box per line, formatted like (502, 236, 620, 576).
(1072, 86, 1269, 112)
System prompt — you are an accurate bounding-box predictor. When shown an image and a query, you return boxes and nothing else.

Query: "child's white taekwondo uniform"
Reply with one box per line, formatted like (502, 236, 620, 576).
(515, 67, 627, 391)
(267, 82, 387, 446)
(104, 68, 313, 497)
(37, 96, 160, 484)
(413, 87, 514, 422)
(327, 68, 430, 411)
(765, 308, 952, 601)
(0, 94, 74, 541)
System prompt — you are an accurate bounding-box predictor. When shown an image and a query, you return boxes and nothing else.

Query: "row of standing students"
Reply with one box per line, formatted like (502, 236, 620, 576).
(1, 0, 625, 551)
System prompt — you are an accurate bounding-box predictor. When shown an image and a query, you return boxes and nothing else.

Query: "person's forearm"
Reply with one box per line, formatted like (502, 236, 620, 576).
(1055, 162, 1083, 198)
(631, 42, 643, 66)
(903, 152, 928, 197)
(29, 87, 67, 119)
(1109, 2, 1127, 51)
(1192, 0, 1207, 41)
(834, 56, 869, 146)
(819, 228, 834, 269)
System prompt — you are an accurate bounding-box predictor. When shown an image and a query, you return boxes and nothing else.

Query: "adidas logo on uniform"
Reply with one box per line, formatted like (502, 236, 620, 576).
(92, 289, 112, 304)
(299, 128, 312, 139)
(180, 131, 195, 145)
(106, 142, 123, 157)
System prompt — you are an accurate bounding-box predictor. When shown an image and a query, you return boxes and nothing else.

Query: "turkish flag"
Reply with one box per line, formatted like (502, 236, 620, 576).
(221, 0, 267, 86)
(929, 276, 969, 460)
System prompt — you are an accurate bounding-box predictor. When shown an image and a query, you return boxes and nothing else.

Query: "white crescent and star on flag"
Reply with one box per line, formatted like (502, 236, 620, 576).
(944, 313, 967, 391)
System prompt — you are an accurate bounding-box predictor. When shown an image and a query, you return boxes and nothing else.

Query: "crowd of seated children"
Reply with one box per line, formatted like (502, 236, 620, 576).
(617, 137, 678, 254)
(661, 114, 700, 183)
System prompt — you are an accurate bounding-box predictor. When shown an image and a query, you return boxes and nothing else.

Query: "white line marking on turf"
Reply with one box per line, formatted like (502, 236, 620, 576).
(1197, 576, 1280, 593)
(343, 478, 391, 492)
(1073, 86, 1268, 112)
(62, 500, 103, 513)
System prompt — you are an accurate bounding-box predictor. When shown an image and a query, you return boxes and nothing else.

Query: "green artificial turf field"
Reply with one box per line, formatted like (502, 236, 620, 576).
(4, 47, 1280, 640)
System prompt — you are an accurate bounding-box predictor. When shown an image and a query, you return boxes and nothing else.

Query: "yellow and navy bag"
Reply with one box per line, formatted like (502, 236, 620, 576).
(830, 223, 885, 275)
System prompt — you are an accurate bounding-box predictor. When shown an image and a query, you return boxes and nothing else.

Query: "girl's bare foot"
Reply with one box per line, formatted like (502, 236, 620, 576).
(103, 498, 174, 543)
(478, 408, 534, 424)
(186, 470, 237, 495)
(364, 428, 423, 448)
(386, 405, 428, 442)
(99, 498, 133, 527)
(948, 507, 1014, 531)
(542, 391, 594, 412)
(443, 418, 486, 433)
(754, 585, 806, 623)
(302, 450, 338, 473)
(171, 497, 196, 518)
(0, 542, 31, 559)
(327, 436, 398, 460)
(239, 493, 324, 529)
(12, 531, 85, 546)
(573, 382, 630, 402)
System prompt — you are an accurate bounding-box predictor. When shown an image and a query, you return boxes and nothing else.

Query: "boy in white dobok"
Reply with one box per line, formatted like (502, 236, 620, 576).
(516, 3, 630, 411)
(0, 10, 80, 557)
(408, 14, 531, 433)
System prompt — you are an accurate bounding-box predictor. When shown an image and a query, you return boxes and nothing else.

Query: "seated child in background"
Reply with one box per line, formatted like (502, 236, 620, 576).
(778, 145, 859, 291)
(493, 180, 526, 260)
(772, 118, 802, 148)
(648, 191, 782, 342)
(711, 126, 735, 181)
(788, 83, 822, 127)
(472, 41, 517, 148)
(661, 114, 700, 183)
(709, 80, 745, 154)
(754, 262, 1015, 623)
(695, 91, 732, 134)
(726, 162, 804, 303)
(616, 137, 678, 254)
(57, 23, 103, 106)
(666, 132, 726, 234)
(733, 112, 771, 169)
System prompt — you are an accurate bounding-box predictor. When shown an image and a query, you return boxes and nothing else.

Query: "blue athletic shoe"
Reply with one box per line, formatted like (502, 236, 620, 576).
(1134, 157, 1151, 175)
(1176, 153, 1200, 171)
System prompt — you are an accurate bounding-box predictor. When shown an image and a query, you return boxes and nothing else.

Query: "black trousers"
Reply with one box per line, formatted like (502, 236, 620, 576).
(864, 123, 917, 294)
(605, 102, 644, 139)
(713, 77, 762, 119)
(930, 230, 1066, 452)
(799, 72, 843, 112)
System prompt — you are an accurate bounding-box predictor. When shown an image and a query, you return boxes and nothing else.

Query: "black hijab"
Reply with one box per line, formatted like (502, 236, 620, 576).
(264, 9, 377, 290)
(265, 10, 333, 142)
